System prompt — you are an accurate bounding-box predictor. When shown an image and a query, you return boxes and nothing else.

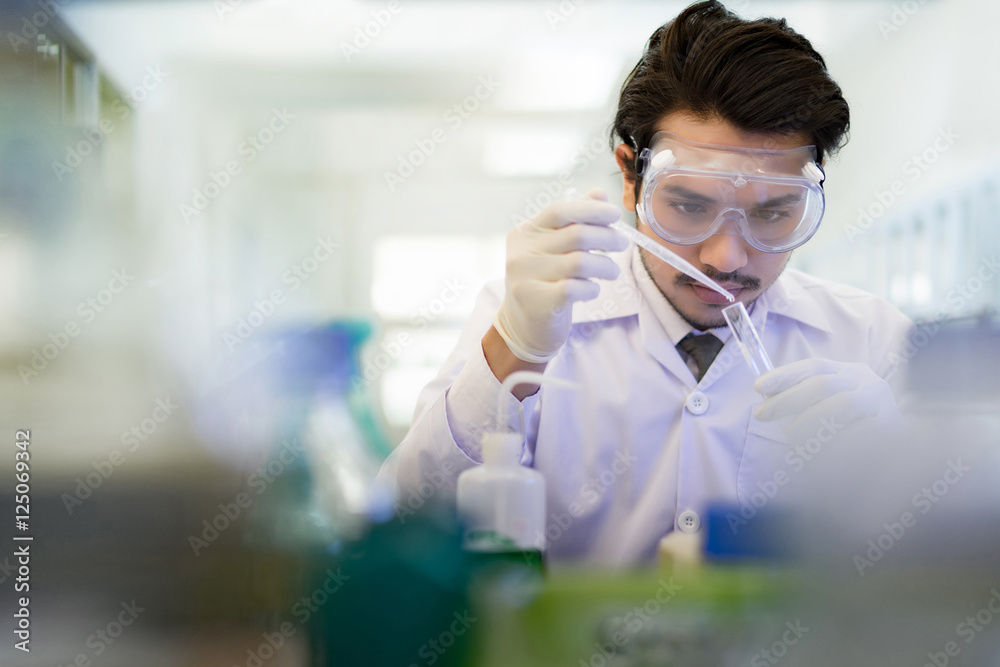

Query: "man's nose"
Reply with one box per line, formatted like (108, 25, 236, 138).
(698, 228, 749, 275)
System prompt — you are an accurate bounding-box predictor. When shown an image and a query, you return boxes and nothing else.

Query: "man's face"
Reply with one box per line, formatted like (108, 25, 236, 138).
(616, 112, 812, 330)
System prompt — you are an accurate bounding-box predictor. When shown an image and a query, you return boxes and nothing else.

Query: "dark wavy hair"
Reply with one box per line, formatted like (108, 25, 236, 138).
(611, 1, 850, 193)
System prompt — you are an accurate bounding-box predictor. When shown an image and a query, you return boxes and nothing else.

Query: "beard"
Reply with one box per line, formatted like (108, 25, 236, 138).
(639, 248, 785, 331)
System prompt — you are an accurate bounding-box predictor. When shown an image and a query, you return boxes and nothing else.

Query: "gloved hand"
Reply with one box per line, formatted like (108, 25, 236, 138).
(753, 358, 903, 442)
(494, 189, 629, 363)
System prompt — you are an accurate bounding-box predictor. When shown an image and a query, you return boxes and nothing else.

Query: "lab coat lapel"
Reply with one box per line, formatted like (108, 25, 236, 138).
(637, 302, 698, 387)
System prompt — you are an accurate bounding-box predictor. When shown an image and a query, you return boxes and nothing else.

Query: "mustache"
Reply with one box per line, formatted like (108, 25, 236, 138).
(674, 270, 761, 292)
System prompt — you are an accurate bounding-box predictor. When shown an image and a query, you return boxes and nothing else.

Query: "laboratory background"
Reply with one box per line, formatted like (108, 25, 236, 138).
(1, 0, 999, 665)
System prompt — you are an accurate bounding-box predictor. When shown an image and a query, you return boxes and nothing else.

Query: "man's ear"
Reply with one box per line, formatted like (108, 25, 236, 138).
(614, 144, 639, 213)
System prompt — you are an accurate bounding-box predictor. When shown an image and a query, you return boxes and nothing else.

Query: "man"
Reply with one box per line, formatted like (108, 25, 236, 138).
(378, 1, 911, 565)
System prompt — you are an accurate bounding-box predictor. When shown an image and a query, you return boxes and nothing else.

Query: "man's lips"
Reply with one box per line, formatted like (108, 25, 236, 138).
(688, 283, 745, 305)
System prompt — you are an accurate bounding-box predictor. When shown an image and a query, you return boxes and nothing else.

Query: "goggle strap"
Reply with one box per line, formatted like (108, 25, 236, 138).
(637, 147, 651, 178)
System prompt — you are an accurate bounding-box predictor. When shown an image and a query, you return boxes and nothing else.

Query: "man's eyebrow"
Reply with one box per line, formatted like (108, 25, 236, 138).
(659, 185, 717, 205)
(756, 192, 804, 208)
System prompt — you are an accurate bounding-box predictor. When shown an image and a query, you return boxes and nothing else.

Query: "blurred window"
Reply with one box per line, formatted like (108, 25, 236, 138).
(371, 235, 504, 430)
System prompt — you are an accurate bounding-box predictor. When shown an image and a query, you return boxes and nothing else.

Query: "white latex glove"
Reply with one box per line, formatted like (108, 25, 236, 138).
(753, 358, 903, 441)
(494, 189, 628, 363)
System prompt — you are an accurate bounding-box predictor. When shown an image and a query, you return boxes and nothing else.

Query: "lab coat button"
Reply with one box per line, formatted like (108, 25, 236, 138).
(678, 510, 700, 533)
(685, 391, 709, 415)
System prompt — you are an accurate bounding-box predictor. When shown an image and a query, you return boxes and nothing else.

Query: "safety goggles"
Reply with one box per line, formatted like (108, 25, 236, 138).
(636, 131, 826, 253)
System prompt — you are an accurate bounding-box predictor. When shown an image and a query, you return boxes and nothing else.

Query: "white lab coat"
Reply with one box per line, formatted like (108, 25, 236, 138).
(377, 246, 912, 567)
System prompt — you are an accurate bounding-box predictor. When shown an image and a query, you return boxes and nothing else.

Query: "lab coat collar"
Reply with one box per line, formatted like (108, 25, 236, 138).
(628, 245, 697, 384)
(571, 245, 698, 386)
(630, 245, 701, 346)
(759, 268, 834, 334)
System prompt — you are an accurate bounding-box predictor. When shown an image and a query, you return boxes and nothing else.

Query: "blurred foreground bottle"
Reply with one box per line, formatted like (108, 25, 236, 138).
(457, 430, 546, 572)
(240, 322, 508, 666)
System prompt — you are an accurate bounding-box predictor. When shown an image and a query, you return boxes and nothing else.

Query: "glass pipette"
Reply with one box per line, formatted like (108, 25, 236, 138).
(609, 220, 735, 303)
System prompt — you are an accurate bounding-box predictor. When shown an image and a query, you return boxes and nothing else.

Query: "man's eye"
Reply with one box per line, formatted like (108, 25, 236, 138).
(668, 201, 707, 215)
(753, 209, 791, 223)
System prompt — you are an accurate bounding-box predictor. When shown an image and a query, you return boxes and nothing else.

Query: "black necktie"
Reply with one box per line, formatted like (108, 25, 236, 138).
(677, 333, 724, 382)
